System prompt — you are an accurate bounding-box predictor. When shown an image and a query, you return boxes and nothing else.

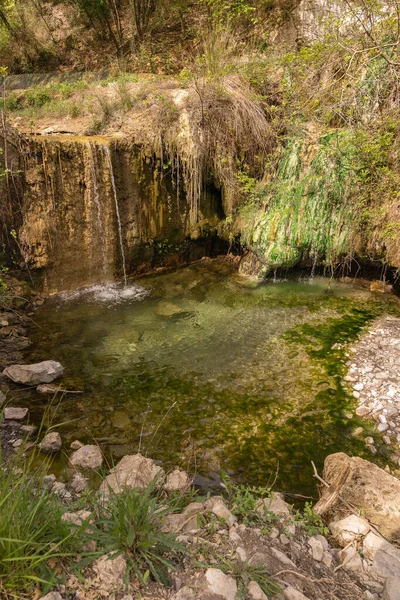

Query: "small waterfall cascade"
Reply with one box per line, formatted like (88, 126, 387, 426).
(87, 142, 107, 277)
(103, 144, 127, 286)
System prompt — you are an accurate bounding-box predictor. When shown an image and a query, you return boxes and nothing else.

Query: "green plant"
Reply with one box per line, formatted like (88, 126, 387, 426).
(292, 502, 329, 536)
(25, 87, 51, 108)
(222, 475, 280, 532)
(91, 475, 185, 585)
(0, 450, 92, 596)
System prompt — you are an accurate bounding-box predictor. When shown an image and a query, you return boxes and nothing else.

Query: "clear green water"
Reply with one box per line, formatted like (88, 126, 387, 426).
(26, 260, 400, 496)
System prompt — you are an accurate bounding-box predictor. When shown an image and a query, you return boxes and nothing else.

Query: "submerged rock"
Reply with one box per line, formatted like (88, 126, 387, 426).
(69, 445, 103, 469)
(323, 452, 400, 543)
(40, 431, 62, 453)
(3, 360, 64, 385)
(4, 407, 28, 421)
(100, 453, 164, 495)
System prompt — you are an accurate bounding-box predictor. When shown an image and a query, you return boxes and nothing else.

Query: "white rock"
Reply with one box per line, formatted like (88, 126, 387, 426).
(205, 568, 237, 600)
(4, 407, 28, 421)
(283, 587, 310, 600)
(270, 548, 296, 568)
(69, 472, 89, 494)
(3, 361, 64, 385)
(307, 536, 324, 561)
(100, 453, 163, 495)
(62, 510, 92, 526)
(339, 545, 363, 572)
(354, 383, 364, 391)
(247, 580, 268, 600)
(322, 551, 333, 568)
(70, 440, 84, 450)
(236, 546, 247, 562)
(91, 554, 127, 594)
(164, 469, 191, 492)
(69, 445, 103, 470)
(205, 496, 236, 526)
(383, 576, 400, 600)
(363, 532, 400, 578)
(256, 492, 291, 517)
(172, 588, 196, 600)
(329, 515, 371, 545)
(40, 593, 63, 600)
(40, 432, 62, 453)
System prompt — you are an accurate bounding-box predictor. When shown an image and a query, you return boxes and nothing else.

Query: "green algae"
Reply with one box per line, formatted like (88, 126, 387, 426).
(25, 261, 400, 496)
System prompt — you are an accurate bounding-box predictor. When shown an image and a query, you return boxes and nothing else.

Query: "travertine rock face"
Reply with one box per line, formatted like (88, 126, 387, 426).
(323, 452, 400, 543)
(18, 136, 223, 293)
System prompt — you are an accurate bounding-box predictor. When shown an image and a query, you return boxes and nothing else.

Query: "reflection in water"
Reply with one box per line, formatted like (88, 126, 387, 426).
(27, 260, 400, 495)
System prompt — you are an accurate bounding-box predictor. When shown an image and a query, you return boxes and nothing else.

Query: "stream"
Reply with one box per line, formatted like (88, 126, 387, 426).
(24, 259, 400, 496)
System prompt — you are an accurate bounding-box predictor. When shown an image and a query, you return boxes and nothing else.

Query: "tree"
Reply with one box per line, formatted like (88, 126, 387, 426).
(128, 0, 158, 42)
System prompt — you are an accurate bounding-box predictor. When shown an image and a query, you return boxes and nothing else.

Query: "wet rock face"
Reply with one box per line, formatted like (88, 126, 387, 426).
(18, 136, 224, 294)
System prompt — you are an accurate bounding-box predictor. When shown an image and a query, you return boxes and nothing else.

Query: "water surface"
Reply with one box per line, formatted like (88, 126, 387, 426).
(27, 260, 400, 496)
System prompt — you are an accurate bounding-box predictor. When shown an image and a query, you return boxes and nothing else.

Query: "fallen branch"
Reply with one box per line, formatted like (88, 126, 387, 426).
(311, 460, 352, 515)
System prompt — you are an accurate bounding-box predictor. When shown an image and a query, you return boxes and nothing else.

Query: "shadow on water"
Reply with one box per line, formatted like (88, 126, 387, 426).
(23, 260, 400, 496)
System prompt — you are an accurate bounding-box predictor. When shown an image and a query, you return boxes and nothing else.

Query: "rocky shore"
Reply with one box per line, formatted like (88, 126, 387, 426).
(345, 315, 400, 463)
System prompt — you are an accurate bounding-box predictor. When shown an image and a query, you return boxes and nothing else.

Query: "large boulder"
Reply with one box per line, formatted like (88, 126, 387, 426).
(3, 361, 64, 385)
(100, 453, 164, 496)
(322, 453, 400, 543)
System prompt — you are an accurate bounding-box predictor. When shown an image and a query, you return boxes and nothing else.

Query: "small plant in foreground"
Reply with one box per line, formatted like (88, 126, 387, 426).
(222, 474, 279, 532)
(292, 501, 329, 536)
(91, 475, 185, 586)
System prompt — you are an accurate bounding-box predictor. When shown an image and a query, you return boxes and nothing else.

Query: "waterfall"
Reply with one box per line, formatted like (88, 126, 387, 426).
(103, 145, 127, 286)
(87, 142, 107, 277)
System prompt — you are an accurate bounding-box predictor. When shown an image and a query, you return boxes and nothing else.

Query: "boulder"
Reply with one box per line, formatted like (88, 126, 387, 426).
(204, 568, 237, 600)
(329, 515, 371, 546)
(383, 576, 400, 600)
(100, 453, 164, 495)
(4, 407, 28, 421)
(40, 432, 62, 453)
(164, 469, 191, 492)
(322, 453, 400, 542)
(69, 445, 103, 469)
(3, 361, 64, 385)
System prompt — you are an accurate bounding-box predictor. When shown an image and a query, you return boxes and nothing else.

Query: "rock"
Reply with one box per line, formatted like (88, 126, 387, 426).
(91, 554, 127, 594)
(37, 384, 62, 394)
(3, 361, 64, 385)
(52, 482, 72, 501)
(383, 576, 400, 600)
(69, 472, 89, 494)
(157, 301, 183, 317)
(205, 496, 236, 526)
(4, 407, 28, 421)
(270, 548, 297, 568)
(70, 439, 84, 450)
(163, 513, 199, 534)
(307, 536, 324, 561)
(370, 280, 392, 293)
(338, 545, 363, 572)
(40, 432, 62, 453)
(62, 510, 92, 526)
(322, 551, 333, 568)
(69, 445, 103, 470)
(164, 469, 191, 492)
(256, 492, 291, 517)
(323, 453, 400, 542)
(100, 453, 164, 495)
(247, 580, 268, 600)
(283, 588, 310, 600)
(20, 424, 37, 439)
(356, 406, 371, 417)
(204, 568, 237, 600)
(43, 474, 56, 487)
(172, 588, 196, 600)
(363, 532, 400, 578)
(40, 593, 63, 600)
(236, 546, 247, 561)
(329, 515, 371, 545)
